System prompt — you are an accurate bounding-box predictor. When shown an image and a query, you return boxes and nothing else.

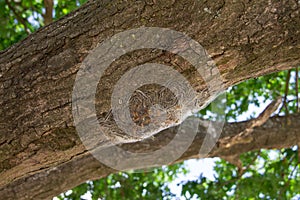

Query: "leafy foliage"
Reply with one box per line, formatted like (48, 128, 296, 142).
(181, 149, 300, 200)
(0, 0, 87, 51)
(1, 1, 299, 200)
(58, 165, 187, 200)
(200, 69, 299, 121)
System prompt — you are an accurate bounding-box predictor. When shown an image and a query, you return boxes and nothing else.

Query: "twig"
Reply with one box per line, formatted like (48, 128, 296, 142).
(5, 0, 31, 34)
(104, 109, 112, 121)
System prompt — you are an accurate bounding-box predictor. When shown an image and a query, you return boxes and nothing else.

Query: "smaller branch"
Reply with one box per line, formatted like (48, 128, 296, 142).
(221, 97, 282, 148)
(5, 0, 31, 34)
(298, 144, 300, 164)
(279, 70, 291, 114)
(43, 0, 54, 25)
(217, 98, 282, 175)
(248, 96, 282, 128)
(296, 67, 299, 112)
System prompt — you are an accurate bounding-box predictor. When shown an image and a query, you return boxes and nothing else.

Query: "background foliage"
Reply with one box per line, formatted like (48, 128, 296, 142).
(1, 0, 299, 199)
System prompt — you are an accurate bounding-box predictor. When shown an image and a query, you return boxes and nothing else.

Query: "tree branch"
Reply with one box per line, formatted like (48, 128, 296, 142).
(1, 114, 300, 199)
(219, 97, 282, 149)
(280, 70, 291, 114)
(296, 67, 299, 112)
(43, 0, 53, 25)
(0, 0, 299, 199)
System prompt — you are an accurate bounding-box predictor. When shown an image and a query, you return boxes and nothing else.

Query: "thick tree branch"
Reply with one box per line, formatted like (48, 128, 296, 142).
(0, 0, 299, 199)
(0, 114, 300, 199)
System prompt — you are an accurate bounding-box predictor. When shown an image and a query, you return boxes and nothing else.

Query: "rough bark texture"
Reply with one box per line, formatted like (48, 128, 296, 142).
(1, 114, 300, 199)
(0, 0, 299, 199)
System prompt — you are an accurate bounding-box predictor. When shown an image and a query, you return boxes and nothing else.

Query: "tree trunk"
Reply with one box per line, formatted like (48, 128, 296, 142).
(0, 0, 299, 199)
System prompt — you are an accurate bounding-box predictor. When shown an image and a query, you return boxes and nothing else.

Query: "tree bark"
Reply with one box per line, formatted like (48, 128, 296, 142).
(1, 114, 300, 199)
(0, 0, 299, 199)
